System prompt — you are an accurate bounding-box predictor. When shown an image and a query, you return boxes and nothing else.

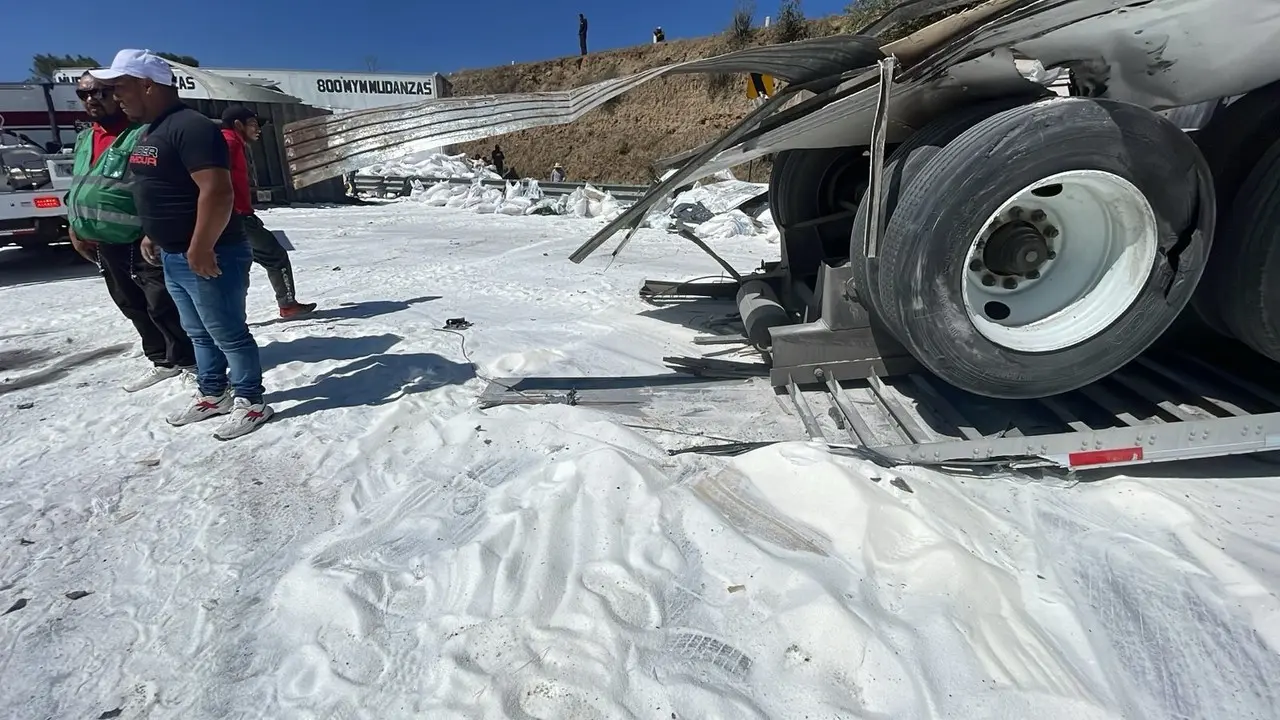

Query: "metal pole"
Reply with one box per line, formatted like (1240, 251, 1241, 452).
(40, 83, 61, 151)
(863, 56, 897, 260)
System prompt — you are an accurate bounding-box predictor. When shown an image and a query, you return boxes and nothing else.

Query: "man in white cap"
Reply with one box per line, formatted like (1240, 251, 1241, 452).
(91, 49, 272, 440)
(66, 70, 197, 393)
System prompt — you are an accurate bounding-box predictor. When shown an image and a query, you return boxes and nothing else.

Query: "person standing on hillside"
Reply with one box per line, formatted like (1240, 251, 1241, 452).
(579, 14, 589, 56)
(491, 144, 505, 176)
(66, 70, 197, 393)
(92, 49, 272, 440)
(220, 106, 317, 319)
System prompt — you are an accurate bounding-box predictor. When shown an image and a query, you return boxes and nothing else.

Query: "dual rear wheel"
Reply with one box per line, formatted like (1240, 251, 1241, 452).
(791, 96, 1219, 399)
(1185, 81, 1280, 362)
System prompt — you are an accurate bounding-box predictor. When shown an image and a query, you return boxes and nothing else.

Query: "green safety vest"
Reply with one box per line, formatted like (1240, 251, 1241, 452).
(66, 124, 146, 244)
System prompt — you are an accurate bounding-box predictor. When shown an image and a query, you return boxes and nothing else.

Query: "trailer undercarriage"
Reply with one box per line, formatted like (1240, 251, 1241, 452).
(585, 263, 1280, 472)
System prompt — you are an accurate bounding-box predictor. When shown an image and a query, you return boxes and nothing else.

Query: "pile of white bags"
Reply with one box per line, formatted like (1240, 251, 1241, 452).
(408, 178, 624, 219)
(400, 164, 776, 242)
(361, 151, 500, 180)
(562, 183, 623, 219)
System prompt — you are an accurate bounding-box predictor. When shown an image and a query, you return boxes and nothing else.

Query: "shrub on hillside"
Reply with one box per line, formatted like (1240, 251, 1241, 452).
(728, 1, 757, 49)
(774, 0, 809, 43)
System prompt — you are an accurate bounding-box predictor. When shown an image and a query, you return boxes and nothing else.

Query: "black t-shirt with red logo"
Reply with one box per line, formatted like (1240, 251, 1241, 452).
(127, 103, 244, 253)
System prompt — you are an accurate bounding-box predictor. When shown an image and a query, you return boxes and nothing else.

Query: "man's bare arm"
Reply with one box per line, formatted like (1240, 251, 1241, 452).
(189, 167, 234, 253)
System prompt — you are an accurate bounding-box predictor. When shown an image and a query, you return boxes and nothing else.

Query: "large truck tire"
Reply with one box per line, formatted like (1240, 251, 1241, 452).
(1190, 81, 1280, 209)
(1188, 81, 1280, 331)
(771, 147, 871, 279)
(767, 41, 884, 281)
(1204, 137, 1280, 362)
(873, 98, 1215, 399)
(848, 94, 1047, 333)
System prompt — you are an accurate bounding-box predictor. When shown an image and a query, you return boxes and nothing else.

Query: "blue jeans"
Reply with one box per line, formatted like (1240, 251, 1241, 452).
(161, 241, 265, 403)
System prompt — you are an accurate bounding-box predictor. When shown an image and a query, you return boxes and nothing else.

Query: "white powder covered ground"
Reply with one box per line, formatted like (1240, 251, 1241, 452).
(2, 201, 1278, 720)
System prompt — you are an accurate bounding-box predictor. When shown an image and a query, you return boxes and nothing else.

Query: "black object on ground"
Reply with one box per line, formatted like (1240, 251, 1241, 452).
(673, 202, 714, 224)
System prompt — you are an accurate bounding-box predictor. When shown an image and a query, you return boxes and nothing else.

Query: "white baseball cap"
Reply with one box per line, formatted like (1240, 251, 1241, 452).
(89, 49, 174, 85)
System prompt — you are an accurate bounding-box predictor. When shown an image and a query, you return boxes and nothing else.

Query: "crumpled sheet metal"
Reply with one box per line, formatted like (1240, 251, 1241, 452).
(168, 61, 303, 104)
(282, 34, 882, 188)
(663, 0, 1276, 182)
(578, 0, 1280, 262)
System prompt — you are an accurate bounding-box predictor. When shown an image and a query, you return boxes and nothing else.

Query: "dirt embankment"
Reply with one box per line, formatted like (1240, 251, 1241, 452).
(448, 18, 844, 185)
(443, 3, 978, 185)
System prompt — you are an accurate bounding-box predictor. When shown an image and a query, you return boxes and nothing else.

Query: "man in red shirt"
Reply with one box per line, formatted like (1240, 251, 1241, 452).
(67, 71, 196, 392)
(220, 106, 315, 318)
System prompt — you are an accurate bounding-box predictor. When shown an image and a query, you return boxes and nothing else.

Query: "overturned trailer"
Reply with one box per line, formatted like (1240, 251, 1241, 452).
(282, 0, 1280, 469)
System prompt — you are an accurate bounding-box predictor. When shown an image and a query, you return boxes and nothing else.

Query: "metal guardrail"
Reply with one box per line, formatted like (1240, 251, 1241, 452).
(352, 174, 650, 203)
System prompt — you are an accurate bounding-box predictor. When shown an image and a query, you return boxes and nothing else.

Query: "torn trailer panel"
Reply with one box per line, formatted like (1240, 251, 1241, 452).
(570, 0, 1280, 265)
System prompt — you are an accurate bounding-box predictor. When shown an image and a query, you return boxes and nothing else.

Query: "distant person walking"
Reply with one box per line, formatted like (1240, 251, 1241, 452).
(66, 70, 196, 393)
(579, 13, 589, 56)
(491, 144, 505, 175)
(550, 163, 566, 182)
(220, 106, 316, 319)
(653, 27, 665, 43)
(94, 49, 272, 439)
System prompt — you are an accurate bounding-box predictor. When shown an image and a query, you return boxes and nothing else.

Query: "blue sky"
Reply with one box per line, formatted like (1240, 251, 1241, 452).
(4, 0, 854, 79)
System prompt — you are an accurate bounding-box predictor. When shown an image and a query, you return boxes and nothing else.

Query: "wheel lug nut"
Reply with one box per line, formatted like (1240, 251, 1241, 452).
(1008, 206, 1023, 218)
(1030, 209, 1046, 222)
(1026, 270, 1040, 279)
(1047, 250, 1057, 259)
(1044, 226, 1058, 239)
(1002, 277, 1018, 290)
(969, 258, 984, 271)
(981, 274, 997, 287)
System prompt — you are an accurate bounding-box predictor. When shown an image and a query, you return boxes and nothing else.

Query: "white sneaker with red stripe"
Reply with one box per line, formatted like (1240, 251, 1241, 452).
(166, 389, 233, 426)
(122, 365, 182, 393)
(212, 397, 274, 441)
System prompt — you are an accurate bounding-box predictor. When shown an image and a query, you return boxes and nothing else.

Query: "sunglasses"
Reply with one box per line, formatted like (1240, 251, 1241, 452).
(76, 88, 112, 100)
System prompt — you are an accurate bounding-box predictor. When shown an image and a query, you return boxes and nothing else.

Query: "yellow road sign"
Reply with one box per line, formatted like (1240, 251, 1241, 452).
(747, 73, 776, 99)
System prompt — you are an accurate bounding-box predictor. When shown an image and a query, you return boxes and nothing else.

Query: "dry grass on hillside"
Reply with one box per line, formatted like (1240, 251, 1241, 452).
(449, 38, 763, 184)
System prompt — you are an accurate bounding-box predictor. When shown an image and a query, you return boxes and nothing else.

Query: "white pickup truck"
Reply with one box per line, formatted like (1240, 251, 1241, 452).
(0, 143, 74, 249)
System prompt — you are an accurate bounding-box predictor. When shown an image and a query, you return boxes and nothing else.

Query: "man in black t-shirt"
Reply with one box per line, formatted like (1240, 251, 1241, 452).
(91, 48, 272, 440)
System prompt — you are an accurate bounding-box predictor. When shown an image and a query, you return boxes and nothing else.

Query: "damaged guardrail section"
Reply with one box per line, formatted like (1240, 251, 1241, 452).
(281, 35, 885, 189)
(351, 175, 650, 203)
